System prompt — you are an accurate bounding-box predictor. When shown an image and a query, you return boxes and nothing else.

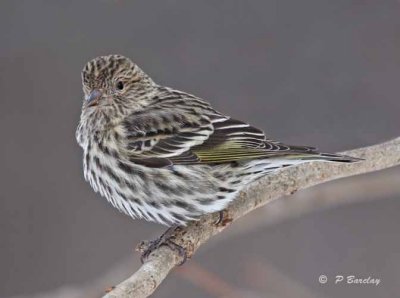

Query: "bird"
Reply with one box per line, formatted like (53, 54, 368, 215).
(76, 54, 360, 228)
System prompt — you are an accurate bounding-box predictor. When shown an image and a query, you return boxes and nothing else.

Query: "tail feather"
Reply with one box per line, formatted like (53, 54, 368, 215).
(315, 152, 364, 163)
(276, 143, 363, 163)
(293, 152, 364, 163)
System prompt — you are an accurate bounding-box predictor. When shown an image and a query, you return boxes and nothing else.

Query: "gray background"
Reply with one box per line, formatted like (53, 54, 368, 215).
(1, 1, 399, 297)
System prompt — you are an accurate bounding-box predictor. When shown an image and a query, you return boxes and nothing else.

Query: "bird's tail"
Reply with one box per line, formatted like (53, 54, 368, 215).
(235, 150, 363, 186)
(267, 143, 363, 163)
(290, 152, 363, 163)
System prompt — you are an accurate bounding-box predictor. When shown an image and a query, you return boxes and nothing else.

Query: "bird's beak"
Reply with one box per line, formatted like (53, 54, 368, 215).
(85, 89, 102, 107)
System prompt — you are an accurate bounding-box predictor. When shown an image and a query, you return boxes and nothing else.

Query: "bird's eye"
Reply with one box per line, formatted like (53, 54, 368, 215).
(116, 81, 124, 90)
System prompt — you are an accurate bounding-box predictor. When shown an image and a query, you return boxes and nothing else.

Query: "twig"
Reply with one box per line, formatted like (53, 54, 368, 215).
(103, 137, 400, 298)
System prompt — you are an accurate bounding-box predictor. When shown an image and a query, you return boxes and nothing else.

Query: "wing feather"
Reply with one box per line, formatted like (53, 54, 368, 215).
(120, 88, 323, 167)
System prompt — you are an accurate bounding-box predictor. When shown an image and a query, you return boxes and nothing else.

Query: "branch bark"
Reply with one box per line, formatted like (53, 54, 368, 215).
(103, 137, 400, 298)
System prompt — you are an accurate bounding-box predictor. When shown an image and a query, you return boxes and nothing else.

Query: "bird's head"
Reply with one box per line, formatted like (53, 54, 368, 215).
(77, 55, 158, 146)
(80, 55, 156, 125)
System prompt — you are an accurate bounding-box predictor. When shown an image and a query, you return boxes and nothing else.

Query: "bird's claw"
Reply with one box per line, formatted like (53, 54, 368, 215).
(139, 226, 188, 266)
(214, 210, 232, 226)
(215, 210, 225, 225)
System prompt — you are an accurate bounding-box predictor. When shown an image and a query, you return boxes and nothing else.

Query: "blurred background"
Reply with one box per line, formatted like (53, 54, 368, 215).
(1, 1, 399, 297)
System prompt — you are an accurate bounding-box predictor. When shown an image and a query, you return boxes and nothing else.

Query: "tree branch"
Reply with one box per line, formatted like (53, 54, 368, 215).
(103, 137, 400, 298)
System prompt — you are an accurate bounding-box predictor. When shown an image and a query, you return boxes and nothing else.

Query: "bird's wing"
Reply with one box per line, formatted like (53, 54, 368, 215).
(185, 117, 318, 164)
(120, 94, 219, 166)
(120, 91, 319, 167)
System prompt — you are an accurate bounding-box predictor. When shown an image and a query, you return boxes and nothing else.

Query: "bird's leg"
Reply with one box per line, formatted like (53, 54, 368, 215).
(140, 225, 188, 265)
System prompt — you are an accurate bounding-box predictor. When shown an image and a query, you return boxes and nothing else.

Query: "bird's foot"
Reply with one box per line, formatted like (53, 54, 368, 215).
(215, 210, 225, 225)
(139, 225, 188, 265)
(214, 210, 233, 226)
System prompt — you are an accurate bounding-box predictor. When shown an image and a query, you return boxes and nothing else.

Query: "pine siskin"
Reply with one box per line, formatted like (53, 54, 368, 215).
(76, 55, 359, 227)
